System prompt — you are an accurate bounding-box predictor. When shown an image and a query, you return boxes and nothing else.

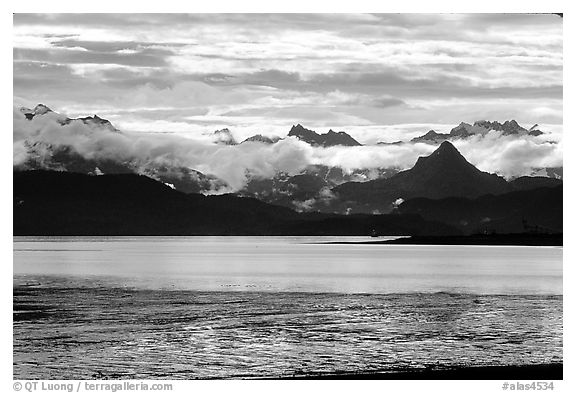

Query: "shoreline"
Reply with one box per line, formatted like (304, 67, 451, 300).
(13, 363, 562, 380)
(271, 363, 563, 380)
(325, 233, 563, 246)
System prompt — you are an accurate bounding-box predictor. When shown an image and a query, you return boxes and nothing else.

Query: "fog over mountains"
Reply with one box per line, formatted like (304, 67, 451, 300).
(13, 15, 562, 217)
(13, 103, 562, 235)
(14, 104, 562, 192)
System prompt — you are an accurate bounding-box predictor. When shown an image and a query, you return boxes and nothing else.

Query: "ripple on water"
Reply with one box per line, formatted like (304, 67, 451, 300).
(13, 283, 563, 379)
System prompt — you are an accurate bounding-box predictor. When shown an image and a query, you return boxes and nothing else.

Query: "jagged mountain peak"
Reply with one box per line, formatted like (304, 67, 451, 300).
(20, 104, 121, 133)
(19, 104, 53, 119)
(288, 124, 314, 136)
(436, 140, 460, 153)
(288, 124, 361, 147)
(333, 140, 511, 213)
(474, 120, 500, 129)
(413, 141, 468, 171)
(33, 104, 53, 115)
(454, 122, 472, 130)
(413, 119, 541, 144)
(212, 128, 237, 145)
(503, 119, 520, 126)
(78, 114, 119, 132)
(451, 119, 529, 137)
(450, 122, 474, 137)
(410, 130, 450, 144)
(421, 130, 443, 139)
(241, 134, 281, 144)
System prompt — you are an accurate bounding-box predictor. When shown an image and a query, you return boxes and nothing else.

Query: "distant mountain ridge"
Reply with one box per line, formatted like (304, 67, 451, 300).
(18, 105, 550, 147)
(410, 119, 545, 144)
(212, 128, 238, 145)
(20, 104, 119, 132)
(411, 130, 450, 143)
(288, 124, 362, 147)
(15, 104, 561, 215)
(209, 124, 363, 147)
(17, 106, 228, 193)
(241, 134, 281, 144)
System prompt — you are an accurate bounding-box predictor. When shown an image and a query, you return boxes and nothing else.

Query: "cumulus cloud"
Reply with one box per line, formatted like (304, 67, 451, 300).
(450, 131, 563, 178)
(308, 143, 436, 171)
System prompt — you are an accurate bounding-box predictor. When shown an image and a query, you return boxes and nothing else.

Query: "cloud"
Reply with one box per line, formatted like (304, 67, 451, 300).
(14, 105, 562, 193)
(450, 132, 563, 178)
(290, 186, 339, 212)
(292, 198, 316, 213)
(14, 13, 562, 136)
(14, 108, 312, 189)
(14, 47, 169, 67)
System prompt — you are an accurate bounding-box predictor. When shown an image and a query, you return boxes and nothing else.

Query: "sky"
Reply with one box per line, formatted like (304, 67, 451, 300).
(13, 13, 563, 144)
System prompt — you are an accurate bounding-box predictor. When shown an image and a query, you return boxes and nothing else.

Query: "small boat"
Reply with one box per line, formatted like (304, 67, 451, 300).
(370, 229, 379, 238)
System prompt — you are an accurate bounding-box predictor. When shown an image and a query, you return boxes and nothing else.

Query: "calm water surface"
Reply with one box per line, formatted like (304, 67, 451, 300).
(13, 237, 563, 379)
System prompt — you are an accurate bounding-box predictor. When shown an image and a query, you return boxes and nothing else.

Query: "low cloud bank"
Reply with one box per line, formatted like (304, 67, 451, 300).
(451, 133, 562, 178)
(14, 106, 562, 192)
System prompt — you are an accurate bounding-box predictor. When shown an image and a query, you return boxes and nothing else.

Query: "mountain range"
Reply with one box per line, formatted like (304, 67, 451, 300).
(409, 120, 544, 144)
(14, 140, 562, 237)
(238, 165, 399, 210)
(324, 141, 561, 214)
(14, 170, 461, 236)
(20, 104, 119, 132)
(14, 104, 562, 235)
